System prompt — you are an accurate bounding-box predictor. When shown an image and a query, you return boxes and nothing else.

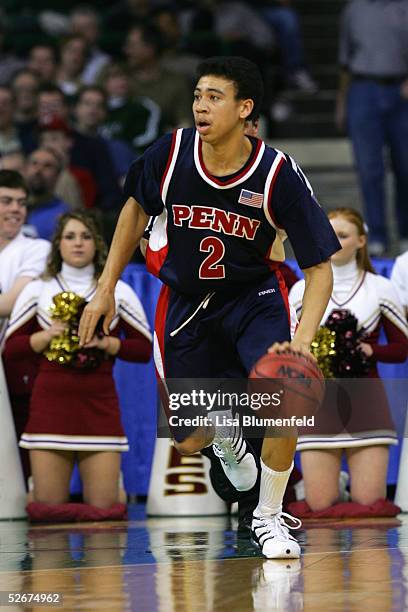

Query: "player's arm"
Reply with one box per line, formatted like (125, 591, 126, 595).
(291, 260, 333, 352)
(268, 155, 340, 357)
(0, 276, 33, 317)
(79, 197, 149, 344)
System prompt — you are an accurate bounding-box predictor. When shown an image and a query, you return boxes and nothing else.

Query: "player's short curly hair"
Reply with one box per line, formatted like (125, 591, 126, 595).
(196, 56, 264, 122)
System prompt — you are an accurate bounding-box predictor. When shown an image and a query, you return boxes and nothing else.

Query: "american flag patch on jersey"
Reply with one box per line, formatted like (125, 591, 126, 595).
(238, 189, 263, 208)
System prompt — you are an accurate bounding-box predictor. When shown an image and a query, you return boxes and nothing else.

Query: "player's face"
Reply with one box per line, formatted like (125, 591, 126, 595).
(330, 216, 366, 265)
(59, 219, 96, 269)
(193, 76, 253, 143)
(0, 187, 27, 241)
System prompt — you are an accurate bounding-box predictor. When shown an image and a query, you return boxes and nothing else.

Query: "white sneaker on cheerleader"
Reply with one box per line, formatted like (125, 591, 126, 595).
(212, 427, 258, 492)
(251, 512, 302, 559)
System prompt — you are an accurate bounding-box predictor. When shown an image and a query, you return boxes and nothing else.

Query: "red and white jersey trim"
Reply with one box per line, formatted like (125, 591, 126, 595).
(147, 129, 184, 277)
(193, 131, 266, 189)
(160, 128, 183, 204)
(263, 151, 285, 229)
(263, 151, 287, 261)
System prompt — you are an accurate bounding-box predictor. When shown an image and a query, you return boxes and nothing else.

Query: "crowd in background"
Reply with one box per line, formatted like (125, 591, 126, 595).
(0, 0, 318, 243)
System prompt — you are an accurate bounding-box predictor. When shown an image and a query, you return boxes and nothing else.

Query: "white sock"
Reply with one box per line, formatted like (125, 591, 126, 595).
(254, 459, 293, 517)
(206, 410, 238, 445)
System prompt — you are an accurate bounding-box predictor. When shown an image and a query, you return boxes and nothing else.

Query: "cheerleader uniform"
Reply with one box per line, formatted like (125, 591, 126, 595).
(3, 262, 152, 452)
(391, 250, 408, 317)
(289, 260, 408, 450)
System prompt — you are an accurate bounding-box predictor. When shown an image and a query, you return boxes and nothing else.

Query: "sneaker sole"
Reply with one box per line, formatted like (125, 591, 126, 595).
(251, 536, 301, 560)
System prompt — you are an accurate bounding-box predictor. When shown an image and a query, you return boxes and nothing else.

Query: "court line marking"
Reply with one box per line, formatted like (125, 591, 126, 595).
(1, 545, 408, 575)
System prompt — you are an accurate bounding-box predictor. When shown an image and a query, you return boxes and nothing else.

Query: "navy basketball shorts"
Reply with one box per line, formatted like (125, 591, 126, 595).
(154, 272, 296, 441)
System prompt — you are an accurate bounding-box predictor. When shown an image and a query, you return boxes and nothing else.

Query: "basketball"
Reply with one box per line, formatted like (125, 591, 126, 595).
(249, 349, 325, 420)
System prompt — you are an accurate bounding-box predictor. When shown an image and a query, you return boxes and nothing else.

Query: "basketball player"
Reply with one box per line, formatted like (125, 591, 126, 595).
(79, 56, 340, 559)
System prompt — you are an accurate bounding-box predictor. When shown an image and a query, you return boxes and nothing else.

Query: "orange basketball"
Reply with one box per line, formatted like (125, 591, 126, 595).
(249, 349, 325, 420)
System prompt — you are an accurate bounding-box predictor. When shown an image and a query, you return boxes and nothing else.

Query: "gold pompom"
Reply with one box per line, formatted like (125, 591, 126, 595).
(310, 327, 336, 378)
(44, 292, 85, 365)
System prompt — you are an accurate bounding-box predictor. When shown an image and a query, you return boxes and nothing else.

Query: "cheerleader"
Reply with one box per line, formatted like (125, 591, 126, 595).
(289, 208, 408, 511)
(3, 211, 152, 511)
(391, 249, 408, 319)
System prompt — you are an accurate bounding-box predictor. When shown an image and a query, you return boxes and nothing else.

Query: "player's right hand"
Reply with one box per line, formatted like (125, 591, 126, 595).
(78, 288, 115, 346)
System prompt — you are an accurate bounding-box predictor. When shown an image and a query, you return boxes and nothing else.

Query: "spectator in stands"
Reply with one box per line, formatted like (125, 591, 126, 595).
(37, 85, 122, 211)
(69, 5, 110, 85)
(0, 86, 24, 156)
(100, 65, 162, 155)
(123, 23, 192, 129)
(0, 169, 50, 480)
(213, 1, 275, 58)
(24, 147, 71, 240)
(256, 0, 317, 93)
(391, 249, 408, 319)
(336, 0, 408, 256)
(106, 0, 152, 31)
(0, 169, 49, 346)
(0, 150, 26, 173)
(27, 43, 58, 85)
(74, 85, 134, 184)
(38, 115, 89, 210)
(11, 69, 39, 155)
(4, 211, 152, 516)
(38, 83, 70, 123)
(56, 35, 88, 100)
(151, 4, 199, 84)
(0, 19, 24, 86)
(289, 208, 408, 513)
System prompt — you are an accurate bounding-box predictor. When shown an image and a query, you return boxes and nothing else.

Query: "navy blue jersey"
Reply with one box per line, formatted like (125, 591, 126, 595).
(124, 128, 340, 294)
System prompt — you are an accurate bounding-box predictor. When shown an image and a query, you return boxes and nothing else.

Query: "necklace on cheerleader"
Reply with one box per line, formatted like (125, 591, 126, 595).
(57, 262, 97, 301)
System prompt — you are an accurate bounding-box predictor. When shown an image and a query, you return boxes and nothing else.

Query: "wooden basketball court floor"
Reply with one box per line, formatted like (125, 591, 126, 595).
(0, 506, 407, 611)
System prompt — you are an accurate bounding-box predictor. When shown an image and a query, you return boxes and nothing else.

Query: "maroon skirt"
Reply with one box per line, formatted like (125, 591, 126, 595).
(297, 374, 397, 450)
(20, 361, 129, 452)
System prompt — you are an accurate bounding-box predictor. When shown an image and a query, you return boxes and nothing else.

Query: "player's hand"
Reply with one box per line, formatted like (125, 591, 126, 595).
(268, 341, 292, 354)
(268, 340, 317, 363)
(79, 287, 115, 346)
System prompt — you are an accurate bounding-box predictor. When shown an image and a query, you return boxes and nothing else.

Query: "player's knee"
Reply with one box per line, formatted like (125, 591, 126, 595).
(174, 437, 203, 456)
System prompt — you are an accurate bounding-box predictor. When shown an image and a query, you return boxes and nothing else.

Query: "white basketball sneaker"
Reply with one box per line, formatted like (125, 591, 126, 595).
(252, 559, 303, 611)
(251, 511, 302, 559)
(212, 426, 258, 492)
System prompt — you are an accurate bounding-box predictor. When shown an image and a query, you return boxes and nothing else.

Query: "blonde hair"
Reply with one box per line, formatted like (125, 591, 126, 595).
(328, 207, 375, 273)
